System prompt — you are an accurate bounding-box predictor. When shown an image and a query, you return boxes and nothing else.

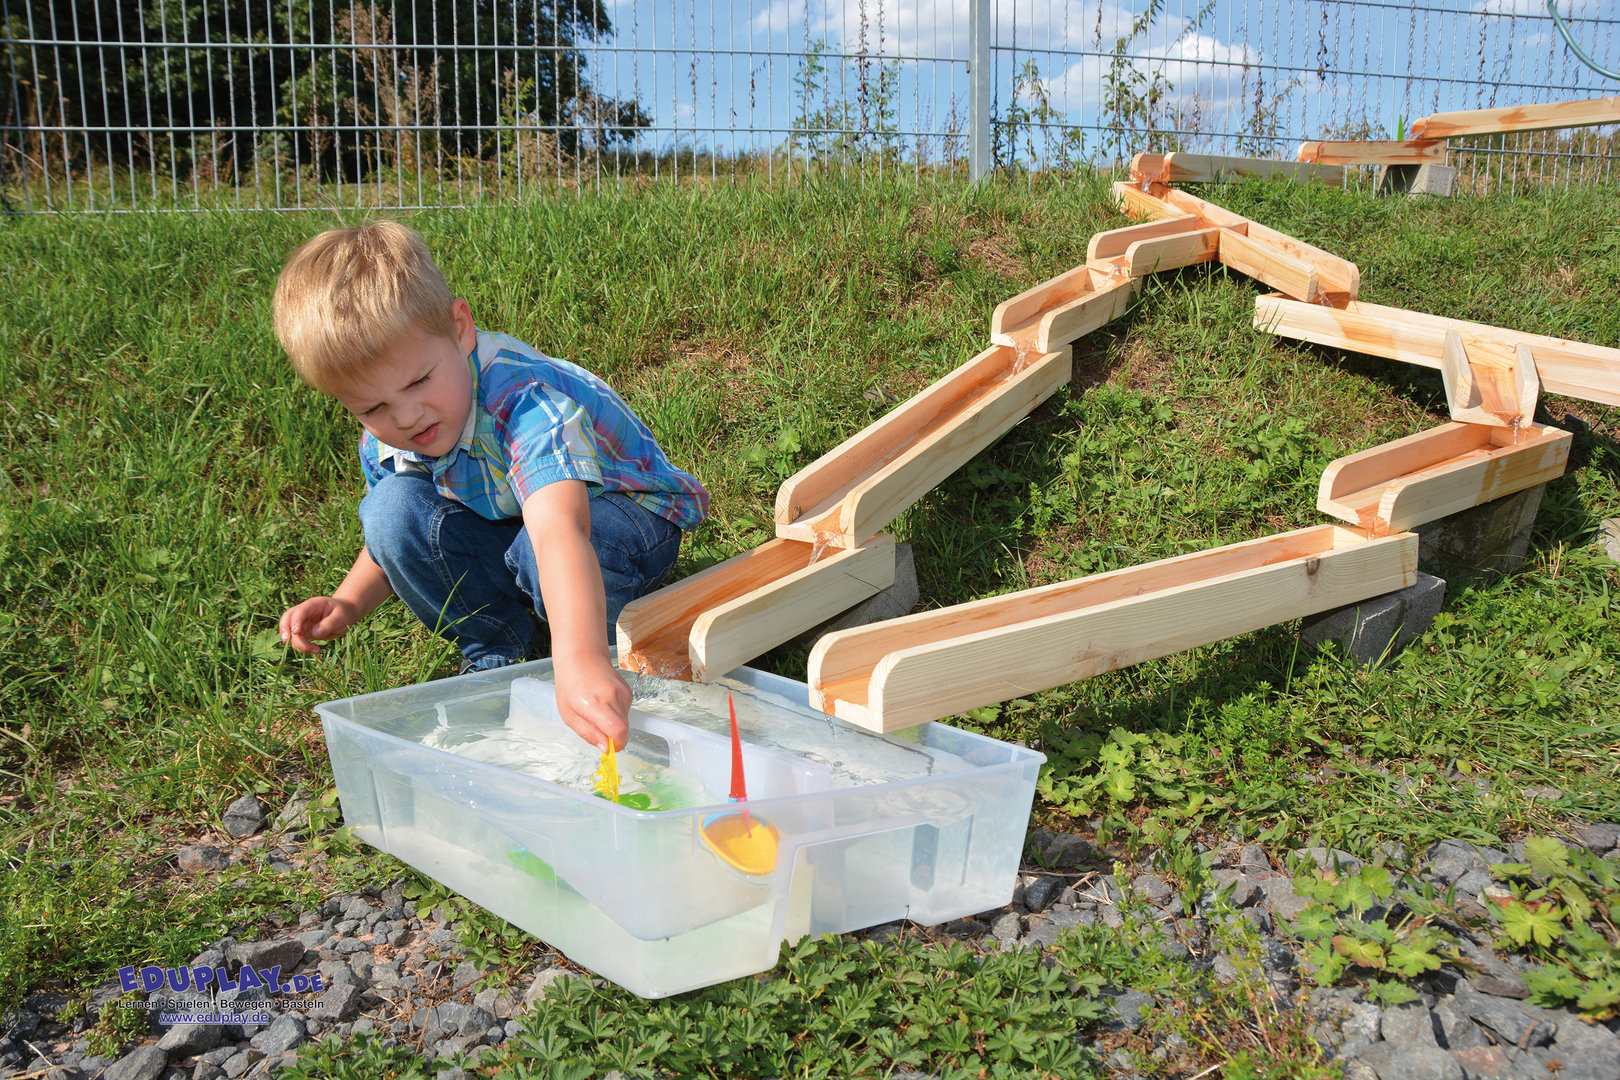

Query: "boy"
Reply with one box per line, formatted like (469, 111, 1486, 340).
(273, 221, 707, 752)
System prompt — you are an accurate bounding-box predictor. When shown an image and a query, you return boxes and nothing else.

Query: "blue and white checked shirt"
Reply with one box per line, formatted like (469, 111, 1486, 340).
(361, 331, 708, 529)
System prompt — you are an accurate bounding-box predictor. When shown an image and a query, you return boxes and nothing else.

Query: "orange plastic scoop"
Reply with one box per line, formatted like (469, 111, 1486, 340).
(699, 693, 779, 875)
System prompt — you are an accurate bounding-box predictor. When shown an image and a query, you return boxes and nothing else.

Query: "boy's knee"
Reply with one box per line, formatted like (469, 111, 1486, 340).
(358, 473, 436, 563)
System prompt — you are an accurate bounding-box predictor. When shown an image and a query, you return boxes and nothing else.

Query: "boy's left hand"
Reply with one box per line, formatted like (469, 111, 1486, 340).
(553, 654, 631, 753)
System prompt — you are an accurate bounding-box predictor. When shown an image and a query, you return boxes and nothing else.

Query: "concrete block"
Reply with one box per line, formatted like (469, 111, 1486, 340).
(1377, 162, 1459, 197)
(805, 542, 918, 641)
(1300, 572, 1446, 666)
(1414, 483, 1543, 580)
(1600, 518, 1620, 563)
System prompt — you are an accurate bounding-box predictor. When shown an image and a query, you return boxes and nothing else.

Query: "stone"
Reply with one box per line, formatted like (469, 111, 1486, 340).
(1109, 990, 1154, 1032)
(176, 846, 231, 873)
(221, 794, 268, 839)
(220, 1049, 262, 1079)
(1434, 999, 1488, 1050)
(105, 1046, 169, 1080)
(271, 792, 314, 837)
(315, 981, 363, 1022)
(1414, 484, 1543, 580)
(990, 912, 1021, 945)
(1301, 572, 1446, 666)
(1131, 874, 1172, 903)
(1453, 938, 1528, 1000)
(1428, 841, 1492, 887)
(1383, 1002, 1440, 1047)
(228, 939, 305, 977)
(194, 1064, 226, 1080)
(1452, 981, 1556, 1047)
(452, 961, 483, 991)
(1547, 1010, 1620, 1065)
(1018, 919, 1061, 950)
(1239, 843, 1271, 871)
(251, 1015, 306, 1055)
(155, 1023, 221, 1055)
(1297, 847, 1365, 876)
(1513, 1048, 1620, 1080)
(1453, 870, 1494, 896)
(1449, 1045, 1511, 1078)
(521, 969, 573, 1009)
(1571, 821, 1620, 855)
(1229, 877, 1262, 908)
(1352, 1041, 1463, 1079)
(1043, 833, 1097, 869)
(1378, 162, 1460, 197)
(46, 1068, 87, 1080)
(805, 543, 919, 643)
(1599, 519, 1620, 563)
(1259, 876, 1312, 921)
(1021, 876, 1061, 913)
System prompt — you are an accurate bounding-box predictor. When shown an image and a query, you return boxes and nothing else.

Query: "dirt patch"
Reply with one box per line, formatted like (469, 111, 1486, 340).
(1021, 522, 1098, 586)
(966, 233, 1025, 280)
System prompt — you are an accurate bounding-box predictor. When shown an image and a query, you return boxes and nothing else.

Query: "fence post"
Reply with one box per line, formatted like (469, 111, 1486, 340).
(969, 0, 991, 181)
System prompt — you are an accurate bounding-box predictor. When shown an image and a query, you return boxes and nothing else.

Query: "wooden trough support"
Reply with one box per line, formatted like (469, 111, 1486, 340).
(1317, 422, 1573, 539)
(1130, 151, 1345, 187)
(774, 344, 1073, 550)
(617, 534, 897, 683)
(1440, 332, 1539, 430)
(1111, 181, 1361, 307)
(1254, 295, 1620, 408)
(1296, 140, 1447, 167)
(808, 525, 1418, 733)
(1409, 96, 1620, 140)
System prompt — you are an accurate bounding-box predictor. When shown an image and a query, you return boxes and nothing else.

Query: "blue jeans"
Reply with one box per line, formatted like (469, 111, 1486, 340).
(358, 468, 683, 669)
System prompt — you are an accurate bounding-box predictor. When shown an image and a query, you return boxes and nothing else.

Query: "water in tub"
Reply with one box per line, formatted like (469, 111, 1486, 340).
(395, 671, 982, 941)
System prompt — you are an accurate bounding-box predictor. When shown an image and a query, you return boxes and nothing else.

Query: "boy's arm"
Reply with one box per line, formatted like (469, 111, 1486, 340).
(522, 480, 631, 752)
(280, 547, 395, 654)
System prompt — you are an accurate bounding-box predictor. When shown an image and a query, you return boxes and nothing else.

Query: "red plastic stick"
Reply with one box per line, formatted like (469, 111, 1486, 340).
(727, 692, 747, 803)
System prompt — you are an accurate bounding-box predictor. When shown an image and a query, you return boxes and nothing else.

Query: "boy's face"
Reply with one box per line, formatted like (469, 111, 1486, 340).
(334, 299, 477, 458)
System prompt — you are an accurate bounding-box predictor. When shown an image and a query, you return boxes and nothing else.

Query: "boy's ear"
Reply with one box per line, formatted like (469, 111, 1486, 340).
(450, 298, 477, 354)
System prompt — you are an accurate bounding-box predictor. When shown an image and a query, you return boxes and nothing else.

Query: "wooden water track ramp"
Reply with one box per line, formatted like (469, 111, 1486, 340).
(1318, 423, 1572, 539)
(1254, 295, 1620, 409)
(1130, 151, 1345, 187)
(774, 344, 1073, 549)
(1409, 96, 1620, 140)
(807, 527, 1418, 734)
(617, 535, 897, 683)
(621, 162, 1582, 705)
(1296, 140, 1447, 167)
(1111, 182, 1360, 306)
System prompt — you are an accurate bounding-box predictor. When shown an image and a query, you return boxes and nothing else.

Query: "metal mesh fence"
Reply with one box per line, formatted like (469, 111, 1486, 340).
(2, 0, 1617, 211)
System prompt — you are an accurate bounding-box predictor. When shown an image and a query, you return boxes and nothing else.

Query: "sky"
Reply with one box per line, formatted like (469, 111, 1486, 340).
(568, 0, 1620, 164)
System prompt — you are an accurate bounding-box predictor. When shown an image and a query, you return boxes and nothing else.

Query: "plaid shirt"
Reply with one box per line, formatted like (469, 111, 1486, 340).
(361, 330, 708, 529)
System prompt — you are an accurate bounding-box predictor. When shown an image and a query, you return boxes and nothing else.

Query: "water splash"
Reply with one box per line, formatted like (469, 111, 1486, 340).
(1010, 339, 1034, 376)
(808, 531, 837, 566)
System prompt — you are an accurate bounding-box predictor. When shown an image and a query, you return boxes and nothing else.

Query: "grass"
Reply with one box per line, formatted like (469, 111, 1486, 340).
(1, 172, 1618, 1075)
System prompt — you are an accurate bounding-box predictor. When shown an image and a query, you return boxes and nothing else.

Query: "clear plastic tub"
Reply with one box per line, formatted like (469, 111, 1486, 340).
(316, 659, 1044, 998)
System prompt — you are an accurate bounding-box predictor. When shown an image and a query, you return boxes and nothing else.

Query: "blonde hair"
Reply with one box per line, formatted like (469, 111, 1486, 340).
(272, 221, 457, 393)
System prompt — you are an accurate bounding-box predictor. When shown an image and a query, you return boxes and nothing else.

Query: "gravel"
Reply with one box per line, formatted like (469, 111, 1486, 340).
(14, 819, 1618, 1080)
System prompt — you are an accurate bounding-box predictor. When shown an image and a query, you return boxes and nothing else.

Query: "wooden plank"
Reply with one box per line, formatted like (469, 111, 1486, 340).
(1296, 139, 1447, 166)
(1131, 151, 1345, 186)
(809, 526, 1417, 732)
(1024, 274, 1138, 353)
(1441, 331, 1538, 429)
(1319, 422, 1493, 510)
(1362, 427, 1571, 536)
(1086, 215, 1211, 262)
(775, 345, 1073, 547)
(1254, 295, 1620, 408)
(617, 537, 825, 680)
(688, 534, 895, 683)
(1112, 179, 1183, 221)
(1410, 96, 1620, 139)
(990, 264, 1092, 343)
(1121, 227, 1222, 277)
(1218, 230, 1321, 304)
(1169, 188, 1359, 302)
(775, 344, 1014, 543)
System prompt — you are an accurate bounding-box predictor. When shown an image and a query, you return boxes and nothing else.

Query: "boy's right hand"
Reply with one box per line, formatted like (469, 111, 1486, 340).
(279, 596, 361, 655)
